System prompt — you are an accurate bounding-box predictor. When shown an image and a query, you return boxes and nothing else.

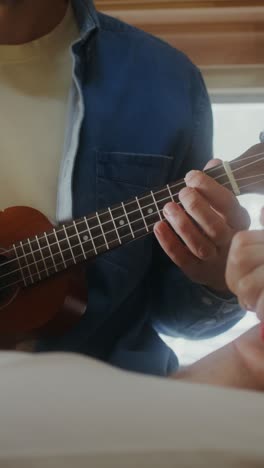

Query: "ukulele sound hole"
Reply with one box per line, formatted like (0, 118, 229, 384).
(0, 253, 19, 306)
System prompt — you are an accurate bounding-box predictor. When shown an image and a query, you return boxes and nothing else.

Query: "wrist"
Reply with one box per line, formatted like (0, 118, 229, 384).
(171, 339, 263, 391)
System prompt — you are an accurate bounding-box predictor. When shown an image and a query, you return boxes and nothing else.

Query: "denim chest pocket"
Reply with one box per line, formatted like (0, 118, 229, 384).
(96, 150, 173, 270)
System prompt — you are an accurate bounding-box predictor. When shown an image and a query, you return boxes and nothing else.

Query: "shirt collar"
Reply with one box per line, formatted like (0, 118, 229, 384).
(71, 0, 99, 41)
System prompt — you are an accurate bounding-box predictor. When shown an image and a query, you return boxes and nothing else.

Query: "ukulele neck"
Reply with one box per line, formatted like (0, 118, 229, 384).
(12, 143, 264, 287)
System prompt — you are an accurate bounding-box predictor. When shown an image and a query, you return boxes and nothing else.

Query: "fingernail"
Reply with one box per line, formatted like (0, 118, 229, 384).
(163, 203, 177, 218)
(154, 222, 162, 235)
(184, 170, 199, 183)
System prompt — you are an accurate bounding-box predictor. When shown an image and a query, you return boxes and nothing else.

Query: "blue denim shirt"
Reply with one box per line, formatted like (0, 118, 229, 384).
(38, 0, 244, 376)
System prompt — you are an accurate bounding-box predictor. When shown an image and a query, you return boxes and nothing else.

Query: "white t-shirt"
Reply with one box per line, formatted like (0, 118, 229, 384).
(0, 4, 78, 222)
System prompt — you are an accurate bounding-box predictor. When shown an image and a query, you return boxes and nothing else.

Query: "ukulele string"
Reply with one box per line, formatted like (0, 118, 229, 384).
(0, 174, 264, 292)
(1, 150, 264, 269)
(235, 175, 264, 190)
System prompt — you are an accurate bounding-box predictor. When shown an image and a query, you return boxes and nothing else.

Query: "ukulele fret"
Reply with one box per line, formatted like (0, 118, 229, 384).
(53, 229, 67, 269)
(20, 241, 35, 284)
(168, 180, 184, 203)
(35, 235, 49, 277)
(27, 238, 42, 281)
(150, 191, 162, 221)
(108, 208, 122, 245)
(73, 220, 87, 260)
(44, 232, 58, 273)
(62, 225, 77, 265)
(96, 212, 109, 251)
(84, 217, 97, 255)
(21, 241, 35, 284)
(135, 196, 149, 232)
(121, 202, 135, 239)
(167, 184, 174, 202)
(13, 243, 28, 287)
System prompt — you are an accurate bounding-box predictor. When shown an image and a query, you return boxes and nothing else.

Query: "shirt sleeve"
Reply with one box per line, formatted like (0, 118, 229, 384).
(150, 67, 245, 339)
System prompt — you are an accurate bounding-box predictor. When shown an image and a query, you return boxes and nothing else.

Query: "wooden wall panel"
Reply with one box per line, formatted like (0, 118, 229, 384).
(97, 1, 264, 9)
(96, 0, 264, 68)
(96, 0, 264, 92)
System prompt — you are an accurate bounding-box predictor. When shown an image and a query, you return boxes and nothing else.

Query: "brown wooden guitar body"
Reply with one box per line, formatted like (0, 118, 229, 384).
(0, 207, 87, 347)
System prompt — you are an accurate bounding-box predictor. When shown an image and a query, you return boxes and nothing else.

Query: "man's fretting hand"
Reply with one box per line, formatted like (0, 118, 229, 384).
(154, 160, 250, 293)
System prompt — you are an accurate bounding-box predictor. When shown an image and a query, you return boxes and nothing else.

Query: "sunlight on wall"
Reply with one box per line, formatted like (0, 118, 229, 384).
(163, 103, 264, 366)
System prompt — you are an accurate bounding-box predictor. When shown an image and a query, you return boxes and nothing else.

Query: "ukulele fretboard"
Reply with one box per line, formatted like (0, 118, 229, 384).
(10, 155, 255, 289)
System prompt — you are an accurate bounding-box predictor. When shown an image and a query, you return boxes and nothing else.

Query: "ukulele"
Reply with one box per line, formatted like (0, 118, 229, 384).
(0, 142, 263, 346)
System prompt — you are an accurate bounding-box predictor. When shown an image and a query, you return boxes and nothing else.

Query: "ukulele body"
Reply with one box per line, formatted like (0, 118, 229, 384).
(0, 206, 87, 347)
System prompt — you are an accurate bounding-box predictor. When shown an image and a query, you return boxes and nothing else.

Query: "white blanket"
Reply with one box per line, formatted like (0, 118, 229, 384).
(0, 352, 263, 467)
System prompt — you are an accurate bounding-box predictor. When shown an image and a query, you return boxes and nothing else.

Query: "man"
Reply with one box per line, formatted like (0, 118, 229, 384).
(0, 0, 250, 376)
